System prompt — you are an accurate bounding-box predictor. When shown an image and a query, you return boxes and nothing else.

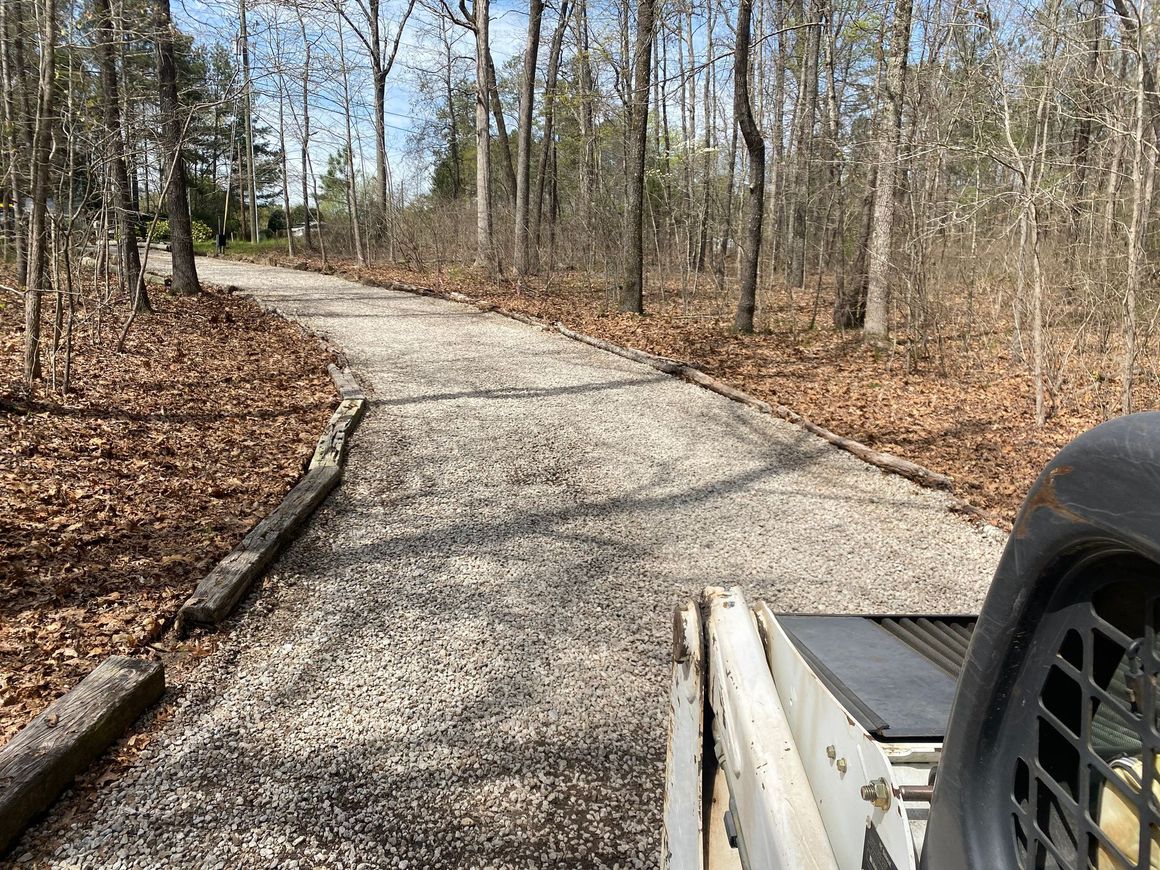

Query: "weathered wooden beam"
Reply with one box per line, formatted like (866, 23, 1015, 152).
(0, 657, 164, 856)
(327, 363, 365, 402)
(176, 464, 342, 630)
(310, 397, 366, 469)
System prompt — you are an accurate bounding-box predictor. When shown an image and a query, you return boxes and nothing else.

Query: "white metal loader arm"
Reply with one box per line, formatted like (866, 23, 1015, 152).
(703, 586, 839, 869)
(662, 603, 705, 870)
(753, 604, 918, 870)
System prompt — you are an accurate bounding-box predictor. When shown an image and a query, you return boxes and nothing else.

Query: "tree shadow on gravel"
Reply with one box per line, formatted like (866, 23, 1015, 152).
(121, 700, 664, 869)
(25, 388, 981, 869)
(367, 374, 670, 408)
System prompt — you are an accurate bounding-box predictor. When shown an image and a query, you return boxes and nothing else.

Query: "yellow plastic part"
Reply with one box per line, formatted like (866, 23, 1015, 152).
(1098, 757, 1160, 869)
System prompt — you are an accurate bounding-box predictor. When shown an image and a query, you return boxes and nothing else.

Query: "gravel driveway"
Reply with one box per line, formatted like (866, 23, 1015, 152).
(15, 257, 1004, 869)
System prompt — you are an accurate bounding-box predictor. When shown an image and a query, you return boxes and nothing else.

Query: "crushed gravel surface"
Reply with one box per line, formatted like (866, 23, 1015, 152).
(13, 256, 1005, 869)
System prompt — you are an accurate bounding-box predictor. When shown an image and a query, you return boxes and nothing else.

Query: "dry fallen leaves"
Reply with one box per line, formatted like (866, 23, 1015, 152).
(1, 280, 334, 745)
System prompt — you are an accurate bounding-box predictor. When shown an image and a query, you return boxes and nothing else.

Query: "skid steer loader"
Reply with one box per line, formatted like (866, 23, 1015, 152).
(663, 412, 1160, 870)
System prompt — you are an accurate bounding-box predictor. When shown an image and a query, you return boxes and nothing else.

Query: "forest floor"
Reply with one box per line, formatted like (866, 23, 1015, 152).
(0, 280, 334, 744)
(229, 249, 1122, 528)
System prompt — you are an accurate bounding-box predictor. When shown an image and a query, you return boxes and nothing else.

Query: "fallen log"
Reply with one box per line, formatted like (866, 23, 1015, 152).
(0, 657, 164, 856)
(677, 365, 773, 414)
(499, 309, 549, 328)
(176, 465, 342, 630)
(444, 290, 478, 306)
(671, 363, 952, 488)
(784, 409, 954, 489)
(554, 323, 685, 375)
(553, 323, 952, 489)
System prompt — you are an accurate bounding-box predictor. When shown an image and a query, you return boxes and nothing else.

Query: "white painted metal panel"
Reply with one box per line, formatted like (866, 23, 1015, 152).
(754, 604, 918, 870)
(663, 603, 705, 870)
(704, 586, 838, 869)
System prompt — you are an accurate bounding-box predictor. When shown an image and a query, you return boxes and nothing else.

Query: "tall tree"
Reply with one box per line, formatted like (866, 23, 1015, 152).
(1115, 0, 1155, 412)
(473, 0, 495, 270)
(296, 7, 313, 250)
(154, 0, 200, 294)
(530, 0, 571, 255)
(862, 0, 913, 342)
(620, 0, 656, 314)
(487, 49, 517, 204)
(239, 0, 258, 243)
(513, 0, 544, 275)
(573, 0, 597, 246)
(341, 0, 417, 248)
(0, 0, 32, 287)
(93, 0, 148, 312)
(733, 0, 765, 333)
(23, 0, 56, 382)
(337, 14, 366, 264)
(787, 9, 821, 290)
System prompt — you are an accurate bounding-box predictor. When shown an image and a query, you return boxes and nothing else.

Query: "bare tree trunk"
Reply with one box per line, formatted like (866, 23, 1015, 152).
(297, 9, 312, 250)
(337, 16, 365, 265)
(531, 1, 570, 256)
(1119, 1, 1153, 413)
(154, 0, 199, 294)
(787, 11, 820, 290)
(278, 87, 294, 256)
(474, 0, 495, 272)
(513, 0, 544, 275)
(439, 15, 462, 198)
(1110, 0, 1160, 143)
(620, 0, 656, 314)
(94, 0, 148, 312)
(23, 0, 55, 383)
(574, 0, 597, 247)
(372, 70, 388, 238)
(487, 49, 517, 205)
(820, 0, 853, 328)
(304, 148, 328, 267)
(716, 120, 739, 290)
(734, 0, 765, 333)
(863, 0, 912, 342)
(239, 0, 259, 244)
(767, 0, 788, 275)
(1, 0, 30, 286)
(693, 0, 715, 273)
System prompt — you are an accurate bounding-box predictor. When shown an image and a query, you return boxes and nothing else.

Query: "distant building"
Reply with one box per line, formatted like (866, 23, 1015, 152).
(290, 222, 325, 238)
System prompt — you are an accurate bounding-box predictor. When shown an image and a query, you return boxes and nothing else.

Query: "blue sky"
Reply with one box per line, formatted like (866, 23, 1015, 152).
(172, 0, 535, 201)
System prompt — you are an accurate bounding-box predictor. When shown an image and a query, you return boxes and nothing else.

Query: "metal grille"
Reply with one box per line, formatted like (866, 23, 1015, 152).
(875, 616, 975, 678)
(1012, 557, 1160, 869)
